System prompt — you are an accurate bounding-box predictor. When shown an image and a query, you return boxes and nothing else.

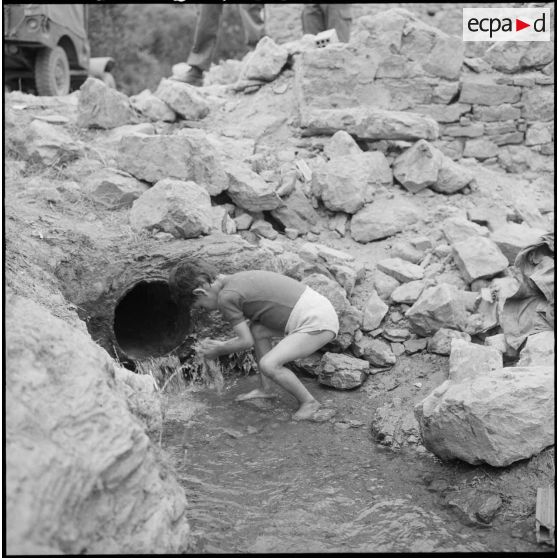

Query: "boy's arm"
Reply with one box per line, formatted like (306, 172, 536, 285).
(200, 321, 254, 359)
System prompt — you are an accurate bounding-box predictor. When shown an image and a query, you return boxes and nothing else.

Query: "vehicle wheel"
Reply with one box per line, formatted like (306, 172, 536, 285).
(34, 46, 70, 96)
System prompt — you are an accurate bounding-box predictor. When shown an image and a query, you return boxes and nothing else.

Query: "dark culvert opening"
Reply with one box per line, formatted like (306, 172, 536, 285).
(113, 280, 191, 360)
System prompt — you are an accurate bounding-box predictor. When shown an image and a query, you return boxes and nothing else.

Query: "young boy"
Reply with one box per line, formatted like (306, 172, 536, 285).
(168, 261, 339, 421)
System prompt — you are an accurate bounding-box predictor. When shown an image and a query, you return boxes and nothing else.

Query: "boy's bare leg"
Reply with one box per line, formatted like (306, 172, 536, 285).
(258, 330, 335, 420)
(235, 323, 282, 401)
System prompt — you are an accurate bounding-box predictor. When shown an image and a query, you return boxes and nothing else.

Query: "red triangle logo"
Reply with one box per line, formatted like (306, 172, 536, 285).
(516, 18, 530, 31)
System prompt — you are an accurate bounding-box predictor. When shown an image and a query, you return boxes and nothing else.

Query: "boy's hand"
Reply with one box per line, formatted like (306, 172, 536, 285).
(199, 338, 223, 360)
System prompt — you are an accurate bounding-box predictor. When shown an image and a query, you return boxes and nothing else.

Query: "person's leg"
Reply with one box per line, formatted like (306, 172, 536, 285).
(258, 330, 335, 420)
(301, 4, 326, 36)
(235, 322, 283, 401)
(187, 4, 223, 72)
(322, 4, 352, 42)
(239, 4, 265, 46)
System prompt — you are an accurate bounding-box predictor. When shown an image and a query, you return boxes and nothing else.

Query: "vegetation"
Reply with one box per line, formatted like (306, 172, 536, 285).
(87, 4, 251, 95)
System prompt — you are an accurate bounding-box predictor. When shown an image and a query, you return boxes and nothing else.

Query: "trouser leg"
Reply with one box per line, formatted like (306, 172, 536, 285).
(301, 4, 325, 36)
(324, 4, 352, 42)
(187, 4, 223, 71)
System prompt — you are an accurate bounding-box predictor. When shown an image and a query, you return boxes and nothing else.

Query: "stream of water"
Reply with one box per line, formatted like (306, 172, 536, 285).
(162, 374, 546, 553)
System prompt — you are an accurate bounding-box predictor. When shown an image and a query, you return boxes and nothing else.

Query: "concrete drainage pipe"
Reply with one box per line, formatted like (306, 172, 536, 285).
(113, 278, 191, 360)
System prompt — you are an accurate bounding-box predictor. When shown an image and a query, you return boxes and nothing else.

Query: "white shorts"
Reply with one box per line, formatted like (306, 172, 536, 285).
(284, 286, 339, 337)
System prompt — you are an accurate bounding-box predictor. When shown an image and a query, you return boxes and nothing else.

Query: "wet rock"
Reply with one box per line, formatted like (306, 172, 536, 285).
(154, 78, 209, 120)
(390, 280, 425, 305)
(130, 178, 212, 239)
(25, 120, 81, 165)
(406, 283, 468, 336)
(390, 241, 424, 264)
(351, 197, 421, 243)
(415, 365, 553, 466)
(318, 352, 369, 389)
(312, 152, 392, 213)
(225, 162, 282, 211)
(6, 295, 189, 554)
(78, 77, 137, 129)
(300, 106, 439, 141)
(442, 217, 490, 245)
(352, 337, 396, 367)
(241, 36, 288, 81)
(86, 169, 149, 210)
(117, 131, 228, 195)
(449, 339, 503, 383)
(452, 237, 509, 283)
(130, 89, 176, 122)
(361, 290, 389, 332)
(443, 488, 502, 527)
(404, 338, 428, 354)
(371, 397, 421, 449)
(392, 139, 442, 193)
(324, 130, 362, 159)
(428, 328, 471, 356)
(377, 258, 424, 283)
(270, 188, 318, 233)
(517, 331, 555, 367)
(490, 223, 546, 265)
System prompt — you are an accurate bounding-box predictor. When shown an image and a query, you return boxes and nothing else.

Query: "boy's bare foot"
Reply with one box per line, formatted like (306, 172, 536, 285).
(235, 389, 276, 402)
(292, 400, 321, 421)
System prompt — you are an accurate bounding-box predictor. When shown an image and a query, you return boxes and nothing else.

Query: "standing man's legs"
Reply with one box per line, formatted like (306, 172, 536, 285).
(301, 4, 326, 36)
(324, 4, 352, 42)
(187, 4, 223, 79)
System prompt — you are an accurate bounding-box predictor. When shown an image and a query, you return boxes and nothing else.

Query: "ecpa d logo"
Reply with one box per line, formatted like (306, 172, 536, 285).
(463, 7, 550, 41)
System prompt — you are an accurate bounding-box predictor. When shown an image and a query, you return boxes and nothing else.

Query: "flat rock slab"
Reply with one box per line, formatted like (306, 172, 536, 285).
(362, 290, 389, 331)
(443, 217, 490, 245)
(377, 258, 424, 283)
(391, 280, 425, 304)
(452, 237, 509, 283)
(490, 223, 547, 264)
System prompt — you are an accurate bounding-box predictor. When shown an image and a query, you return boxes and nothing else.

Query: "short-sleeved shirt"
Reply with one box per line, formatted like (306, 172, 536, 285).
(217, 270, 306, 331)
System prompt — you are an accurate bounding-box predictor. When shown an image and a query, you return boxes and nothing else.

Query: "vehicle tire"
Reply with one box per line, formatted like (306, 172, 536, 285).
(34, 46, 70, 96)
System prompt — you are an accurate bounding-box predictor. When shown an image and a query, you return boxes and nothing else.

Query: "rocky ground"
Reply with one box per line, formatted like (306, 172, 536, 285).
(5, 5, 555, 554)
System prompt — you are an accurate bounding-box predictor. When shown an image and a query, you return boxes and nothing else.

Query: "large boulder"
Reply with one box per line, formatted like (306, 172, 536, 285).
(6, 295, 189, 554)
(117, 131, 228, 195)
(415, 366, 554, 466)
(312, 152, 392, 213)
(517, 331, 555, 367)
(490, 223, 546, 265)
(350, 196, 421, 243)
(129, 178, 212, 238)
(154, 78, 209, 120)
(448, 339, 503, 383)
(78, 77, 137, 129)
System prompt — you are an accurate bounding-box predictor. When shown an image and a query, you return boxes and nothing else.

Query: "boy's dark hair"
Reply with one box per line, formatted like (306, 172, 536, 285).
(168, 260, 218, 303)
